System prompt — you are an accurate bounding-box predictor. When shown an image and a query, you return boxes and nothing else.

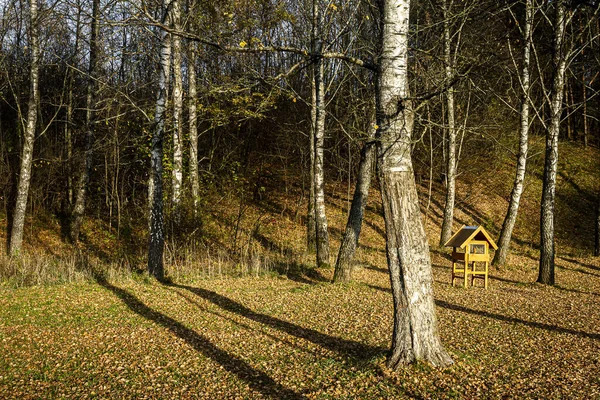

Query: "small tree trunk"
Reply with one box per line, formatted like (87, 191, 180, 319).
(188, 37, 200, 219)
(539, 0, 569, 285)
(333, 136, 375, 282)
(493, 0, 533, 267)
(148, 5, 172, 280)
(439, 1, 457, 247)
(311, 0, 329, 266)
(307, 68, 317, 253)
(69, 0, 100, 243)
(9, 0, 40, 256)
(378, 0, 452, 369)
(171, 0, 183, 226)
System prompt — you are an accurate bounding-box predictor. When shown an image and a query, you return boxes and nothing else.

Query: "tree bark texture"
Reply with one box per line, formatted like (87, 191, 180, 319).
(539, 0, 568, 285)
(148, 3, 172, 280)
(69, 0, 100, 243)
(307, 79, 317, 252)
(377, 0, 452, 369)
(333, 136, 375, 282)
(439, 0, 457, 248)
(312, 0, 330, 266)
(188, 37, 200, 219)
(493, 0, 533, 267)
(171, 0, 183, 226)
(9, 0, 40, 255)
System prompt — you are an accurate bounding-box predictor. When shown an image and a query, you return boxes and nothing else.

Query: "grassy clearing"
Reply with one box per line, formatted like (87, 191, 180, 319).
(1, 257, 599, 399)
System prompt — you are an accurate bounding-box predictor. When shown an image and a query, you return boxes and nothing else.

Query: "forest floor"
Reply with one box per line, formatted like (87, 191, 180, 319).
(1, 255, 599, 399)
(0, 141, 599, 398)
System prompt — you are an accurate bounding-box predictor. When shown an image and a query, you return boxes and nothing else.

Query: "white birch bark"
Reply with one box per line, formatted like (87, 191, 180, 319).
(539, 0, 569, 285)
(9, 0, 40, 255)
(171, 0, 183, 225)
(377, 0, 452, 368)
(188, 37, 200, 218)
(493, 0, 534, 267)
(148, 2, 172, 280)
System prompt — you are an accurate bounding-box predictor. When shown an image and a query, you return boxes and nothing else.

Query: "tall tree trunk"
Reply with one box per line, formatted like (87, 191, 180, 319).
(148, 3, 172, 280)
(307, 72, 317, 252)
(333, 135, 375, 282)
(539, 0, 569, 285)
(439, 1, 457, 247)
(312, 0, 330, 267)
(9, 0, 40, 255)
(377, 0, 452, 369)
(69, 0, 100, 243)
(171, 0, 183, 226)
(188, 34, 200, 219)
(493, 0, 534, 267)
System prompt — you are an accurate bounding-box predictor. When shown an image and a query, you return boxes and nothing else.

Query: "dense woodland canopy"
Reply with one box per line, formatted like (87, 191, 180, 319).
(1, 0, 600, 368)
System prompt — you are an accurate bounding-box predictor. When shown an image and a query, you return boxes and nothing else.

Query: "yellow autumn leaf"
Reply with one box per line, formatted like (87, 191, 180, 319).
(239, 41, 247, 48)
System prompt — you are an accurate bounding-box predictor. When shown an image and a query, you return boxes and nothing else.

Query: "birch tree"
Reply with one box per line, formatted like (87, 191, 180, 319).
(493, 0, 534, 267)
(377, 0, 452, 368)
(9, 0, 40, 255)
(148, 0, 172, 280)
(311, 0, 330, 267)
(171, 0, 183, 225)
(438, 0, 458, 247)
(538, 0, 570, 285)
(69, 0, 101, 243)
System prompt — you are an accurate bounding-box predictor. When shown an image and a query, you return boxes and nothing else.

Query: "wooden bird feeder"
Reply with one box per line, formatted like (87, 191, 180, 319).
(444, 225, 497, 289)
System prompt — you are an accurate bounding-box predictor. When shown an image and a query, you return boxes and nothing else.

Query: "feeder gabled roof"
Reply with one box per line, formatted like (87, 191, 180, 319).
(444, 225, 498, 250)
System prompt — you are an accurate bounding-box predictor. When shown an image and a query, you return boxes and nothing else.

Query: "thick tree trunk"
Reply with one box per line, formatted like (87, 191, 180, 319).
(188, 37, 200, 219)
(333, 136, 375, 282)
(171, 0, 183, 226)
(539, 0, 568, 285)
(493, 0, 533, 267)
(312, 0, 330, 266)
(148, 4, 172, 280)
(439, 1, 457, 247)
(69, 0, 100, 243)
(377, 0, 452, 369)
(9, 0, 40, 256)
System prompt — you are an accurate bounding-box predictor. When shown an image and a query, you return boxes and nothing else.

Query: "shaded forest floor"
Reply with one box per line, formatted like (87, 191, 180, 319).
(0, 141, 599, 398)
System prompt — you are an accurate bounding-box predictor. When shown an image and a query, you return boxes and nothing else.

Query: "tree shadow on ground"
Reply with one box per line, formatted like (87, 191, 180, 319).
(272, 261, 330, 285)
(562, 258, 600, 272)
(92, 273, 305, 399)
(365, 284, 600, 340)
(172, 283, 386, 363)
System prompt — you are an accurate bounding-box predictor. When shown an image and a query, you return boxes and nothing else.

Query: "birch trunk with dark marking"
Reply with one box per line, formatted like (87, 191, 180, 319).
(493, 0, 533, 267)
(307, 78, 317, 252)
(188, 35, 200, 219)
(69, 0, 100, 243)
(333, 136, 375, 282)
(539, 0, 569, 285)
(439, 0, 457, 247)
(171, 0, 183, 226)
(312, 0, 330, 267)
(377, 0, 452, 369)
(9, 0, 40, 255)
(148, 3, 172, 280)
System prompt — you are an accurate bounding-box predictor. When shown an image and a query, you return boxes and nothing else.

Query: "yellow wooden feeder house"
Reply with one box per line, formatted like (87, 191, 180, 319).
(445, 225, 497, 289)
